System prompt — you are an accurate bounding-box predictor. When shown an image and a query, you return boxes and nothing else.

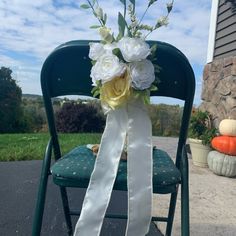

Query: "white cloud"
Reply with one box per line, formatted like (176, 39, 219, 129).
(0, 0, 211, 105)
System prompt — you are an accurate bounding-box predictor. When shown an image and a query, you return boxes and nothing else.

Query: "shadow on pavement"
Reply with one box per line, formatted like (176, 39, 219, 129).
(0, 160, 163, 236)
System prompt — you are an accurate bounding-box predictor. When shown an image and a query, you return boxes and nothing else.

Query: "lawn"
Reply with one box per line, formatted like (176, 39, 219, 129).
(0, 133, 102, 161)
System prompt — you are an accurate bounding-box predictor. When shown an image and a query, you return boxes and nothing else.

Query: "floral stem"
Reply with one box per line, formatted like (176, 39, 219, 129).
(139, 6, 149, 26)
(144, 0, 174, 39)
(124, 1, 127, 19)
(131, 6, 149, 37)
(86, 0, 104, 26)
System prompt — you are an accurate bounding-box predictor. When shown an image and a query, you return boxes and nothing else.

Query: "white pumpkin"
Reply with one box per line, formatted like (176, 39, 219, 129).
(207, 150, 236, 177)
(219, 119, 236, 136)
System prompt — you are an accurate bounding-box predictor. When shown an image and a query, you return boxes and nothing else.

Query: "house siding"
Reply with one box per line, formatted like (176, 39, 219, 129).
(214, 0, 236, 59)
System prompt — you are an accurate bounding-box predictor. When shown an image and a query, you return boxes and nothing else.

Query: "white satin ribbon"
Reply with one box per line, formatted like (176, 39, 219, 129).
(126, 100, 153, 236)
(74, 99, 153, 236)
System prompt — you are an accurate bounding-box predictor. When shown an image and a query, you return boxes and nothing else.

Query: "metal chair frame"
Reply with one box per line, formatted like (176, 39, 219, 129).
(32, 40, 195, 236)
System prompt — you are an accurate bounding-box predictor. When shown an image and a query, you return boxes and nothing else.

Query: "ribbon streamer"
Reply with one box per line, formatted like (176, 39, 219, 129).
(126, 100, 153, 235)
(74, 99, 153, 236)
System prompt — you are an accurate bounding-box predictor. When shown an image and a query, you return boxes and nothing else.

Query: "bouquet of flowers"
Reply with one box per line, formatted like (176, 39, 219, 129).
(81, 0, 174, 110)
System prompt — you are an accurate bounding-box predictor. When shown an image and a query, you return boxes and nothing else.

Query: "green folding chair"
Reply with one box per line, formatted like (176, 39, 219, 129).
(32, 40, 195, 236)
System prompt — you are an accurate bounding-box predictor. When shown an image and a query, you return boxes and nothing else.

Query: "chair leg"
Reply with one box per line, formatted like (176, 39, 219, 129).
(165, 190, 178, 236)
(181, 180, 189, 236)
(181, 148, 190, 236)
(32, 167, 50, 236)
(60, 187, 73, 236)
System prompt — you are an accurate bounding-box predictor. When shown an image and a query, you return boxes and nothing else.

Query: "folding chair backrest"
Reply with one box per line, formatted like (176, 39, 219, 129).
(41, 40, 195, 164)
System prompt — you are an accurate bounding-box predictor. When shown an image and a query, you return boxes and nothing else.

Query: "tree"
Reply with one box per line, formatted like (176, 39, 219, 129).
(0, 67, 22, 132)
(148, 104, 182, 136)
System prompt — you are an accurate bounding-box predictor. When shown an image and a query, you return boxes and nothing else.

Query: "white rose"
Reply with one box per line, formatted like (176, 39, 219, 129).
(91, 54, 126, 85)
(103, 42, 117, 53)
(118, 37, 151, 62)
(129, 59, 155, 90)
(89, 42, 118, 61)
(89, 43, 105, 61)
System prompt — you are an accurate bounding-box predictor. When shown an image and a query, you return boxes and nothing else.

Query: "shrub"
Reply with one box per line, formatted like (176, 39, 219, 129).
(55, 101, 105, 133)
(148, 104, 182, 137)
(188, 109, 218, 146)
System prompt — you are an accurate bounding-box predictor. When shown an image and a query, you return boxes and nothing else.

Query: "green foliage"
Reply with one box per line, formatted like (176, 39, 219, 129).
(55, 101, 105, 133)
(148, 104, 182, 137)
(188, 110, 218, 146)
(167, 2, 173, 13)
(90, 25, 101, 29)
(81, 0, 174, 39)
(54, 101, 182, 137)
(0, 67, 22, 133)
(148, 0, 157, 7)
(80, 4, 90, 9)
(112, 48, 125, 61)
(117, 12, 131, 39)
(20, 97, 46, 132)
(0, 133, 102, 161)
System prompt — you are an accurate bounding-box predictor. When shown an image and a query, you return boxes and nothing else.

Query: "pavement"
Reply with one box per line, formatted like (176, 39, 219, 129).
(1, 137, 236, 236)
(152, 137, 236, 236)
(0, 156, 161, 236)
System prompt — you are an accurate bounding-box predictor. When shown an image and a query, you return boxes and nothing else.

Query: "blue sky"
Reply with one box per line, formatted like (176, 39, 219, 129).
(0, 0, 212, 106)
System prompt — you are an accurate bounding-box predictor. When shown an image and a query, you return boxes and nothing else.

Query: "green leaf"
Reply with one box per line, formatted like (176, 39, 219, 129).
(118, 12, 126, 38)
(93, 90, 100, 98)
(129, 0, 135, 4)
(148, 0, 157, 7)
(80, 4, 90, 9)
(167, 3, 173, 13)
(112, 48, 125, 61)
(91, 86, 97, 93)
(129, 0, 135, 13)
(91, 0, 96, 6)
(117, 12, 132, 38)
(103, 13, 107, 24)
(96, 80, 102, 87)
(150, 43, 158, 53)
(150, 43, 158, 59)
(91, 60, 96, 66)
(150, 84, 158, 91)
(91, 86, 100, 98)
(143, 95, 150, 105)
(112, 48, 120, 56)
(90, 25, 101, 29)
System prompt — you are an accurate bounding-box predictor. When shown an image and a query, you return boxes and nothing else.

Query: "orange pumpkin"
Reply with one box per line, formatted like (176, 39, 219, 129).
(211, 136, 236, 156)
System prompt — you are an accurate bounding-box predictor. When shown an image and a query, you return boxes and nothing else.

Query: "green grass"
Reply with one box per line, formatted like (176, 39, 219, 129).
(0, 133, 102, 161)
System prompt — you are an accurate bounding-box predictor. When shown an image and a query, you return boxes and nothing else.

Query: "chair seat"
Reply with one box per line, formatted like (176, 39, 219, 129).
(51, 146, 181, 194)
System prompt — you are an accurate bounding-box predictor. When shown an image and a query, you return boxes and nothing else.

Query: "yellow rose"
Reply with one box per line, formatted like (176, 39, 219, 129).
(100, 72, 131, 109)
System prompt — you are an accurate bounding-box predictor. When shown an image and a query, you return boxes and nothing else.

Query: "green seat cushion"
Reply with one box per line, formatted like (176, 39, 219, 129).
(51, 146, 181, 194)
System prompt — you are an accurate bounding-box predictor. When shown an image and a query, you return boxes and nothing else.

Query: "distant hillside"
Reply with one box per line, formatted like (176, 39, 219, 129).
(22, 94, 42, 100)
(22, 94, 63, 102)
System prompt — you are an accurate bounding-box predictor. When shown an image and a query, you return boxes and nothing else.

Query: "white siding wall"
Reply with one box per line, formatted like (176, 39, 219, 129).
(207, 0, 219, 63)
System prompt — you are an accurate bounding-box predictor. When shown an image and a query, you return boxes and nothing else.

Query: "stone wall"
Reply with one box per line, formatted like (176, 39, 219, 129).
(200, 56, 236, 127)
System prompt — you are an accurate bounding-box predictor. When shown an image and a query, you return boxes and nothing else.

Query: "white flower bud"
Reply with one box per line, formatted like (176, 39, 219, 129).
(95, 7, 103, 20)
(99, 27, 113, 43)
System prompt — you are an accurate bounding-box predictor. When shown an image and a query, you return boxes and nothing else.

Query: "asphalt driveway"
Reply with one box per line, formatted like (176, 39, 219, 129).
(0, 160, 162, 236)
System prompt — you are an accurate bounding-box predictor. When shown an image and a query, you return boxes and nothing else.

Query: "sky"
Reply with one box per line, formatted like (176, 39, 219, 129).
(0, 0, 212, 106)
